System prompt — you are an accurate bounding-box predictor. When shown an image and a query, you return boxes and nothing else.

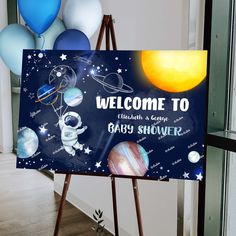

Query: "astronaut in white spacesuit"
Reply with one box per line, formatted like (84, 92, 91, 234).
(59, 111, 87, 156)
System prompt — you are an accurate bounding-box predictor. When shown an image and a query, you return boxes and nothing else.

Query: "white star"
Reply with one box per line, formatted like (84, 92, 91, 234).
(38, 53, 43, 58)
(28, 93, 35, 99)
(84, 147, 92, 155)
(115, 57, 119, 60)
(95, 161, 102, 168)
(117, 68, 122, 73)
(183, 172, 190, 179)
(60, 54, 67, 61)
(196, 173, 203, 181)
(39, 126, 47, 134)
(56, 72, 62, 77)
(23, 88, 28, 92)
(27, 55, 32, 59)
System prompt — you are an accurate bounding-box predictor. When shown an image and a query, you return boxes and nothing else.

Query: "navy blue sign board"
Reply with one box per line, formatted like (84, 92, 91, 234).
(17, 50, 208, 181)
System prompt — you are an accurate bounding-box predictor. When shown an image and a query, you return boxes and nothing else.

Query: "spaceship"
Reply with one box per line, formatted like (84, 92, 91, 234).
(73, 56, 93, 65)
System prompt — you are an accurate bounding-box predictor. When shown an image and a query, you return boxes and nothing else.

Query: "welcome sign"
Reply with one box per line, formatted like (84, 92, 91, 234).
(17, 50, 208, 181)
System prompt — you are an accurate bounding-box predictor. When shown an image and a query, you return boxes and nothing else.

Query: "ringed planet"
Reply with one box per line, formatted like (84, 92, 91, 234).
(91, 73, 133, 94)
(36, 84, 60, 105)
(141, 51, 207, 92)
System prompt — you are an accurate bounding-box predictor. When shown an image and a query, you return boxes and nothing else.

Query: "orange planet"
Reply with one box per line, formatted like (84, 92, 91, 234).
(141, 51, 207, 92)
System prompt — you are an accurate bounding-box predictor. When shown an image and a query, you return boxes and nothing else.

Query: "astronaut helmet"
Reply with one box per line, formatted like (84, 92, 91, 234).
(62, 111, 82, 128)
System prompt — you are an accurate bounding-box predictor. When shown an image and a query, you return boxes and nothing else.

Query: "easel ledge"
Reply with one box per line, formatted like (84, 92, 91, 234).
(53, 15, 144, 236)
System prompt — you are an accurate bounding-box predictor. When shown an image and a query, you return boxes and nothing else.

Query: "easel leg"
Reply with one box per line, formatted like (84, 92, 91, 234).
(106, 23, 110, 50)
(198, 180, 206, 236)
(132, 179, 144, 236)
(54, 174, 72, 236)
(96, 15, 110, 50)
(109, 15, 117, 50)
(111, 177, 119, 236)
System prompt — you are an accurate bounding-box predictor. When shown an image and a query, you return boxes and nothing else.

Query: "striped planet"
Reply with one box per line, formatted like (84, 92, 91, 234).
(64, 88, 83, 107)
(108, 141, 149, 176)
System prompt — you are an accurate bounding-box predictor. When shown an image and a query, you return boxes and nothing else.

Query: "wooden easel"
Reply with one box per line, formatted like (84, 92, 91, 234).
(53, 15, 144, 236)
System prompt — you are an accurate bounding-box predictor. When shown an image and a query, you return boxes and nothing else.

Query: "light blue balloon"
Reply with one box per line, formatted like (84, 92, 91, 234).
(18, 0, 61, 35)
(0, 24, 35, 76)
(35, 18, 66, 50)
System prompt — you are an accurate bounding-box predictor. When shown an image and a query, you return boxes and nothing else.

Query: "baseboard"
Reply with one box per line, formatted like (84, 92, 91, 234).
(0, 144, 13, 154)
(54, 182, 132, 236)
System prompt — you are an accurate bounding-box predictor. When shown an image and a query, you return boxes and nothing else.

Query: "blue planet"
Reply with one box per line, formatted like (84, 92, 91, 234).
(17, 127, 39, 159)
(36, 84, 58, 105)
(64, 87, 83, 107)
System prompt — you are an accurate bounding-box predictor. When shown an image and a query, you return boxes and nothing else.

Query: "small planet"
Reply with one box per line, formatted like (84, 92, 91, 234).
(17, 127, 39, 159)
(36, 84, 58, 105)
(38, 53, 43, 58)
(64, 88, 83, 107)
(49, 65, 77, 93)
(188, 151, 200, 163)
(91, 73, 133, 94)
(108, 141, 149, 176)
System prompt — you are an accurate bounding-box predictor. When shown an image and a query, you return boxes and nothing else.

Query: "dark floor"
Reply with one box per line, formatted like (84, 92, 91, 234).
(0, 154, 113, 236)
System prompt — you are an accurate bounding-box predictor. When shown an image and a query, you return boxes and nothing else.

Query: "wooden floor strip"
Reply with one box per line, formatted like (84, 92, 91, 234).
(0, 154, 113, 236)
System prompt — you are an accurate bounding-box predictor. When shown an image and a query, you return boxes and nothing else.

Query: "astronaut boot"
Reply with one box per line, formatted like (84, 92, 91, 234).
(74, 142, 84, 151)
(64, 145, 76, 156)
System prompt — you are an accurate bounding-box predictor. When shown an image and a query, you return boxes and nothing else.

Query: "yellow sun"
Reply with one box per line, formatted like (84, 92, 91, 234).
(141, 51, 207, 92)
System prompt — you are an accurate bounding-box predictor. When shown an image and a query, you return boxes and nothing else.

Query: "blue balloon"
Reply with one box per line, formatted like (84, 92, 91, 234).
(0, 24, 35, 76)
(53, 29, 91, 50)
(18, 0, 61, 35)
(35, 18, 66, 50)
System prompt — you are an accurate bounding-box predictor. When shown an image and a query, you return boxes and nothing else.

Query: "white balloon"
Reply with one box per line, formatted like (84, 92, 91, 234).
(63, 0, 103, 38)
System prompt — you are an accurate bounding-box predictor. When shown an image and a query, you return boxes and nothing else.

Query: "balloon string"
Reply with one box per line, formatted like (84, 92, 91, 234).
(51, 104, 60, 119)
(40, 35, 45, 50)
(60, 93, 63, 117)
(62, 106, 69, 116)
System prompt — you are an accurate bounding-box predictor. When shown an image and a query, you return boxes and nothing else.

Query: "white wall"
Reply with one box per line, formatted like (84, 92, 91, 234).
(54, 1, 195, 236)
(89, 0, 189, 50)
(0, 0, 13, 153)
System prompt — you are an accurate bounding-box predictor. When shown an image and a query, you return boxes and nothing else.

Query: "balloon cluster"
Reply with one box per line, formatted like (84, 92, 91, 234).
(0, 0, 103, 76)
(36, 65, 84, 119)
